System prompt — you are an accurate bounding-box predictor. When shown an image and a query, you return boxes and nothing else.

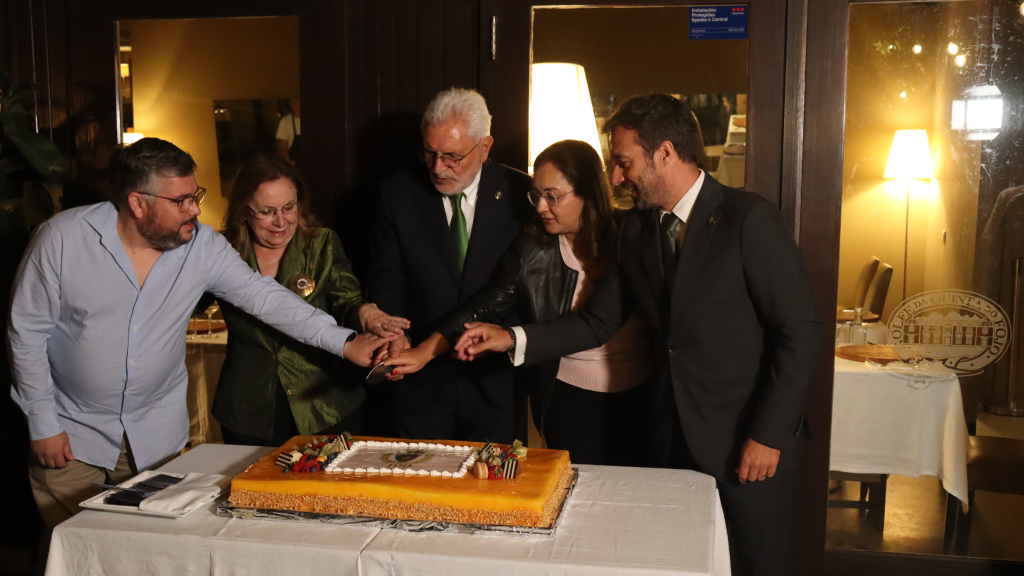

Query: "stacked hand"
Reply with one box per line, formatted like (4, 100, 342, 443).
(365, 323, 512, 383)
(343, 332, 399, 367)
(380, 333, 451, 380)
(453, 322, 511, 361)
(358, 303, 411, 338)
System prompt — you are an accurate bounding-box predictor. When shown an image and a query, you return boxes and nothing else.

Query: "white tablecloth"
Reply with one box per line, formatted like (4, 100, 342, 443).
(830, 357, 970, 506)
(47, 444, 730, 576)
(714, 154, 745, 188)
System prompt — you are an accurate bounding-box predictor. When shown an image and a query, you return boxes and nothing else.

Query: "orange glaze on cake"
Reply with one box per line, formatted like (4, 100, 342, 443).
(229, 436, 574, 527)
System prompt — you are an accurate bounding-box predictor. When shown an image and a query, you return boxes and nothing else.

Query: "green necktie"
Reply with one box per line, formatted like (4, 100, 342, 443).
(449, 193, 469, 271)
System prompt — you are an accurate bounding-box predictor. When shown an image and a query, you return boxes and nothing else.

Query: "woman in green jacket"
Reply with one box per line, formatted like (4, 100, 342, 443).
(212, 153, 409, 446)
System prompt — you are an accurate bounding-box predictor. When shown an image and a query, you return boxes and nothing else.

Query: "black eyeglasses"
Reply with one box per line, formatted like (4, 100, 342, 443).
(137, 188, 206, 213)
(420, 139, 483, 169)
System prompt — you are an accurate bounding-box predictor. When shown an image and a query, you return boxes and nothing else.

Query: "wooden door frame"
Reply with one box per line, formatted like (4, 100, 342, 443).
(803, 0, 1024, 574)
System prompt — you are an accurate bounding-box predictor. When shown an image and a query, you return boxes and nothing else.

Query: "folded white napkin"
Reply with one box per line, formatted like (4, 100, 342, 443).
(138, 473, 231, 515)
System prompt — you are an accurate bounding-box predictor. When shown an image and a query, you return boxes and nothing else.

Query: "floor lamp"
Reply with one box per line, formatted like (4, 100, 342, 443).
(529, 63, 604, 173)
(883, 129, 935, 302)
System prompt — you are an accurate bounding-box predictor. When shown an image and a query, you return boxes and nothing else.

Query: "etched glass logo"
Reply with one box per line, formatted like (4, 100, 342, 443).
(887, 290, 1011, 375)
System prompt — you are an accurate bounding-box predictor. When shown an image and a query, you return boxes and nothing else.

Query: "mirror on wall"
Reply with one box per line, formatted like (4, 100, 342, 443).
(116, 16, 300, 229)
(829, 0, 1024, 561)
(214, 99, 295, 181)
(530, 5, 748, 206)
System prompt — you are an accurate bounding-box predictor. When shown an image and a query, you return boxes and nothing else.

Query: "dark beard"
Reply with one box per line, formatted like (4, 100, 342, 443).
(631, 191, 655, 211)
(139, 215, 196, 251)
(634, 162, 671, 211)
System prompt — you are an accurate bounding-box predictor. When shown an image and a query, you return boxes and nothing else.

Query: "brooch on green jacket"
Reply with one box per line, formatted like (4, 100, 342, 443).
(290, 273, 316, 297)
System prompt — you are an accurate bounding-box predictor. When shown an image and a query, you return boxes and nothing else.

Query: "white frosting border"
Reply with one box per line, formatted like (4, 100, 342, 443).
(324, 441, 477, 479)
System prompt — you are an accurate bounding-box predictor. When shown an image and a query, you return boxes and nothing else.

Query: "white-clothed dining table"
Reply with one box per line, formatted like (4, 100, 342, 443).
(46, 444, 731, 576)
(713, 154, 745, 188)
(830, 357, 971, 507)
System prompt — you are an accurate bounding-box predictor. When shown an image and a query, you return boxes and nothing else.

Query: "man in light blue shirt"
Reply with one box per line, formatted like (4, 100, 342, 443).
(8, 138, 393, 526)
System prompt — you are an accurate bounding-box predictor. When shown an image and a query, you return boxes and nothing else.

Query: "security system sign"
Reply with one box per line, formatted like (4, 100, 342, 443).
(689, 6, 748, 40)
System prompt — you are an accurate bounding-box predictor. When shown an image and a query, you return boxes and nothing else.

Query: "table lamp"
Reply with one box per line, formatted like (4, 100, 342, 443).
(529, 63, 603, 173)
(883, 129, 935, 302)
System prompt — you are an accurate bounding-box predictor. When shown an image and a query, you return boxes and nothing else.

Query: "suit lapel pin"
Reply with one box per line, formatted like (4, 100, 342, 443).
(494, 191, 503, 200)
(708, 215, 717, 225)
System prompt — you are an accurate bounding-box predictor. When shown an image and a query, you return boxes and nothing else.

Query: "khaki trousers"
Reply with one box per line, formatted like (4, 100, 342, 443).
(29, 435, 136, 528)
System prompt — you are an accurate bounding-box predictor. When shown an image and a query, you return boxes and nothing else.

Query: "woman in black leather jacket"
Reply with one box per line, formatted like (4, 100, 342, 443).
(385, 140, 653, 465)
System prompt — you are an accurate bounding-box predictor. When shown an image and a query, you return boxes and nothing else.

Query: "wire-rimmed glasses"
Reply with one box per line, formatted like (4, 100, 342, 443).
(420, 139, 483, 169)
(137, 188, 206, 212)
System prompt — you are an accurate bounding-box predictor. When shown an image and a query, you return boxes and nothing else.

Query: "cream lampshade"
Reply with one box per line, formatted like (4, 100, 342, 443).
(883, 129, 934, 180)
(529, 63, 603, 173)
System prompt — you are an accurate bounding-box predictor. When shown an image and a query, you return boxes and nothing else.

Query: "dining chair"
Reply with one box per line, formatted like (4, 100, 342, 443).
(846, 257, 880, 310)
(943, 435, 1024, 554)
(827, 471, 889, 532)
(864, 263, 893, 318)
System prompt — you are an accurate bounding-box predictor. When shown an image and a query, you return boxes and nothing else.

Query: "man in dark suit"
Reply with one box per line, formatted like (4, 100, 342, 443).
(366, 88, 531, 444)
(455, 94, 821, 576)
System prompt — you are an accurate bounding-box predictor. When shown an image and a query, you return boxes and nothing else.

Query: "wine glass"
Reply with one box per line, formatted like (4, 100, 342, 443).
(187, 314, 199, 341)
(204, 302, 220, 338)
(849, 307, 868, 345)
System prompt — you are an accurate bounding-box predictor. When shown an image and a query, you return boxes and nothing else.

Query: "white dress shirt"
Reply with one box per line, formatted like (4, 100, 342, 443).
(511, 170, 705, 366)
(662, 169, 705, 224)
(441, 168, 483, 237)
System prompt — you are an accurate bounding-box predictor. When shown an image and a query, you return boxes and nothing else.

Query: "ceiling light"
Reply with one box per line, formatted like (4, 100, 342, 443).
(965, 86, 1003, 140)
(900, 91, 908, 99)
(952, 85, 1003, 140)
(951, 100, 966, 130)
(913, 45, 922, 54)
(948, 42, 959, 55)
(955, 54, 967, 67)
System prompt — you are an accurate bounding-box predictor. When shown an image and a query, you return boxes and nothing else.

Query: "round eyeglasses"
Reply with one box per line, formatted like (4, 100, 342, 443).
(248, 201, 298, 221)
(137, 188, 206, 212)
(527, 190, 571, 207)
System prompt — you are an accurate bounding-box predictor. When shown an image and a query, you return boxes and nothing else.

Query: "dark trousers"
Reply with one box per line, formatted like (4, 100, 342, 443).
(542, 379, 651, 466)
(221, 383, 362, 447)
(394, 374, 514, 444)
(669, 410, 798, 576)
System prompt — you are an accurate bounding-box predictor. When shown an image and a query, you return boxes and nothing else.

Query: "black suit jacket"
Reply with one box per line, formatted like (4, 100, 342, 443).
(367, 159, 532, 404)
(521, 175, 822, 481)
